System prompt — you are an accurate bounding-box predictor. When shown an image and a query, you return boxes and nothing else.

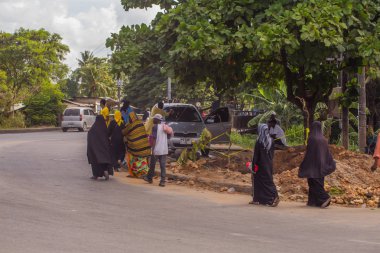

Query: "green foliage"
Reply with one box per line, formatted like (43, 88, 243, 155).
(0, 111, 26, 129)
(121, 0, 177, 11)
(0, 28, 69, 112)
(247, 82, 303, 130)
(230, 132, 256, 149)
(72, 51, 117, 98)
(59, 77, 79, 99)
(124, 65, 167, 108)
(285, 125, 305, 147)
(178, 128, 212, 165)
(329, 186, 345, 196)
(113, 0, 380, 131)
(24, 83, 64, 126)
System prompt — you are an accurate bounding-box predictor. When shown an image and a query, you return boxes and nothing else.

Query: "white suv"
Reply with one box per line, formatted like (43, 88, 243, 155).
(61, 107, 96, 132)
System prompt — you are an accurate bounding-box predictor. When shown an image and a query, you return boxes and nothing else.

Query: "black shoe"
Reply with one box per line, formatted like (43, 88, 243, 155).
(143, 176, 153, 184)
(270, 197, 280, 207)
(321, 197, 331, 208)
(104, 171, 109, 181)
(159, 181, 165, 187)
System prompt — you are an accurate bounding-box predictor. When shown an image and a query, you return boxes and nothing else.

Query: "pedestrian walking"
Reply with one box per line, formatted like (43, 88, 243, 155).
(100, 98, 110, 127)
(299, 121, 336, 208)
(108, 110, 126, 172)
(87, 115, 113, 180)
(121, 100, 151, 177)
(250, 124, 280, 207)
(145, 101, 170, 135)
(144, 114, 173, 187)
(370, 129, 380, 172)
(268, 114, 287, 149)
(142, 108, 150, 122)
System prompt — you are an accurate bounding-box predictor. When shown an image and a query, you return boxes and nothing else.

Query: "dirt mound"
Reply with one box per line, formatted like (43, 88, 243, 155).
(168, 145, 380, 207)
(273, 146, 380, 207)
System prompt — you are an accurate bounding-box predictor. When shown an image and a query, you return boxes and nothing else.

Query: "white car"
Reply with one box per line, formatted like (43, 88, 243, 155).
(61, 107, 96, 132)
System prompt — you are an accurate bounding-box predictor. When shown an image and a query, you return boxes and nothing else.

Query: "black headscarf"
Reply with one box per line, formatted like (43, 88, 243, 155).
(87, 115, 112, 165)
(299, 121, 336, 178)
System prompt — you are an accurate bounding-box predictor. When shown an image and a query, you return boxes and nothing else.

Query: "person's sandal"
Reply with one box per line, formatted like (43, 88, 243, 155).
(270, 197, 280, 207)
(249, 200, 260, 205)
(104, 171, 109, 181)
(321, 197, 331, 208)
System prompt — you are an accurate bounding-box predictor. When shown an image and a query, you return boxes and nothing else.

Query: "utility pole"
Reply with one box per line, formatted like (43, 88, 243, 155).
(358, 67, 366, 152)
(167, 77, 172, 103)
(117, 79, 122, 110)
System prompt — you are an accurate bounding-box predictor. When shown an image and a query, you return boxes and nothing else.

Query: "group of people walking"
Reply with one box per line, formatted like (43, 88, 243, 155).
(87, 98, 338, 208)
(87, 99, 172, 187)
(251, 120, 336, 208)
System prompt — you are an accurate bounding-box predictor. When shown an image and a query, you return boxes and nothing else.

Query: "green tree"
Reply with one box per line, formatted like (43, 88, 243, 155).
(118, 0, 380, 136)
(0, 28, 69, 110)
(74, 51, 116, 98)
(24, 82, 64, 126)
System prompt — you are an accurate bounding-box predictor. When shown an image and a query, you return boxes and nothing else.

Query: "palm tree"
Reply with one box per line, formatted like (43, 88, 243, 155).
(75, 51, 116, 98)
(77, 51, 95, 67)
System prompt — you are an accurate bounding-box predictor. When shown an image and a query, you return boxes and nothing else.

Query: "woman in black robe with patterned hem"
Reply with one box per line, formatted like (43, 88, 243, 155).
(87, 115, 113, 180)
(108, 110, 126, 172)
(299, 121, 336, 208)
(250, 124, 280, 207)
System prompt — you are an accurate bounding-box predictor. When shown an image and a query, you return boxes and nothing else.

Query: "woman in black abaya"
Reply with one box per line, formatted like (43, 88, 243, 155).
(250, 124, 280, 207)
(87, 115, 113, 180)
(299, 121, 336, 208)
(108, 110, 126, 172)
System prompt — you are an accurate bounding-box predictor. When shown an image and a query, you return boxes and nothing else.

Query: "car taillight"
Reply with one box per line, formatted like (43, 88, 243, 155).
(80, 114, 83, 121)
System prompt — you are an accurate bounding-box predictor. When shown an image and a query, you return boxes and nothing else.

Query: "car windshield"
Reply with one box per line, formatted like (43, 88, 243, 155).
(165, 106, 202, 122)
(64, 109, 80, 116)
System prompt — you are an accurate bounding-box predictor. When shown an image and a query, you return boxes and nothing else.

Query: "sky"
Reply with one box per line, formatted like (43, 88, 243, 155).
(0, 0, 160, 70)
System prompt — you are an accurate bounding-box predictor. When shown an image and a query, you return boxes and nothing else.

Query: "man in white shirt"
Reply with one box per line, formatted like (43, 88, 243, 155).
(268, 115, 287, 148)
(144, 114, 173, 187)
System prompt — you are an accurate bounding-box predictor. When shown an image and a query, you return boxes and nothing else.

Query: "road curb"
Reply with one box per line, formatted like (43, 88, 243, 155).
(163, 171, 252, 194)
(0, 127, 61, 134)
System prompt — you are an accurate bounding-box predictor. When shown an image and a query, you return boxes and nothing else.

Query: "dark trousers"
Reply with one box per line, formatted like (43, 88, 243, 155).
(147, 155, 167, 183)
(307, 178, 330, 206)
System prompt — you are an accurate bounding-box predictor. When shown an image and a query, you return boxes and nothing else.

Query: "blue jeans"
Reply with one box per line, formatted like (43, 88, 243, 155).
(147, 155, 167, 183)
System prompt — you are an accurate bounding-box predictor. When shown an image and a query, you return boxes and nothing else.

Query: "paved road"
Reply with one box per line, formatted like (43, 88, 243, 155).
(0, 132, 379, 253)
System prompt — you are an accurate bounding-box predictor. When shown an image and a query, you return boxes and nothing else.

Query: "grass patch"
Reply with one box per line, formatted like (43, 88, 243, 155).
(230, 131, 256, 149)
(329, 186, 345, 196)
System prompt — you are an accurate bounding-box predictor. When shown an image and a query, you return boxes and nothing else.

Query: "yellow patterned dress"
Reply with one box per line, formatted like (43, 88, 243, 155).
(122, 110, 151, 177)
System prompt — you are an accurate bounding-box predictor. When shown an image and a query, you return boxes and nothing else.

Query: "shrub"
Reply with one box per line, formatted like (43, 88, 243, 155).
(230, 131, 256, 149)
(285, 124, 305, 146)
(0, 111, 26, 129)
(24, 84, 64, 126)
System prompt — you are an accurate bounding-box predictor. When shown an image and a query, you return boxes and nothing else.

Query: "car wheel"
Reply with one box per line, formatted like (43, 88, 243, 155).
(62, 128, 68, 132)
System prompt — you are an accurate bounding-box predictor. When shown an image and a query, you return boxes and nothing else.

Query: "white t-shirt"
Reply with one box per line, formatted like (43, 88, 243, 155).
(153, 124, 169, 155)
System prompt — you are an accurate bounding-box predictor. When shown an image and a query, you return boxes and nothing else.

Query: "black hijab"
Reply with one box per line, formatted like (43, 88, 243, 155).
(87, 115, 112, 165)
(299, 121, 336, 178)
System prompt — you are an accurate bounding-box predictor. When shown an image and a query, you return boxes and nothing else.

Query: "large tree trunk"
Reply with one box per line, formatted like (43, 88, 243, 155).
(358, 68, 366, 152)
(341, 71, 349, 149)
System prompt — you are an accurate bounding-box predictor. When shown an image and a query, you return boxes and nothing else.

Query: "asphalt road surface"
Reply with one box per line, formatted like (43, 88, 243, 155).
(0, 131, 379, 253)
